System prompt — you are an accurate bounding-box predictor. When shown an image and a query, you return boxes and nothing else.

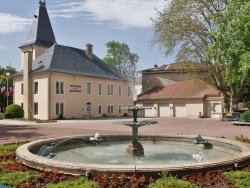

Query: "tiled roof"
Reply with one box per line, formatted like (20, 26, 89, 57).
(138, 79, 220, 100)
(143, 61, 206, 73)
(20, 1, 55, 48)
(15, 44, 125, 80)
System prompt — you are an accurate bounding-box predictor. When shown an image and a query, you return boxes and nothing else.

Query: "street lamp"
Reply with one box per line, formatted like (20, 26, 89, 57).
(0, 68, 14, 109)
(5, 68, 10, 107)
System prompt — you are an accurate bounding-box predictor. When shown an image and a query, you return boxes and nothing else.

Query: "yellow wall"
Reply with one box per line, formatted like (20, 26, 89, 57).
(14, 72, 133, 120)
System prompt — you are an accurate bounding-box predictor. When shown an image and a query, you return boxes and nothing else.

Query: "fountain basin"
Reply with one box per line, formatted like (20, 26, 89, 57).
(16, 135, 250, 177)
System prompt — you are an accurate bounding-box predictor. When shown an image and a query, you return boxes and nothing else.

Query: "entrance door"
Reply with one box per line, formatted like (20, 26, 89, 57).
(85, 102, 92, 119)
(206, 103, 212, 118)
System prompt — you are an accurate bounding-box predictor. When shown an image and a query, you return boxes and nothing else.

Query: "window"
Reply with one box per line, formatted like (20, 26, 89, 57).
(108, 84, 113, 95)
(98, 105, 102, 114)
(108, 105, 114, 114)
(86, 82, 91, 95)
(56, 102, 64, 116)
(128, 86, 131, 96)
(34, 102, 38, 115)
(34, 81, 38, 94)
(118, 105, 122, 114)
(56, 81, 64, 94)
(21, 103, 23, 108)
(119, 85, 122, 96)
(98, 83, 102, 95)
(21, 83, 23, 95)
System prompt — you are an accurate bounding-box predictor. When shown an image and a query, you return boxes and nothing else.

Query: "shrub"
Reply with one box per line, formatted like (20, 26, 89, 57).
(149, 172, 198, 188)
(240, 111, 250, 122)
(224, 171, 250, 187)
(5, 104, 24, 119)
(46, 177, 98, 188)
(0, 171, 38, 186)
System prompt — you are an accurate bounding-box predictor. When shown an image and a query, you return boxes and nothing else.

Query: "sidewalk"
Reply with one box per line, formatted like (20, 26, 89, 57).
(0, 118, 249, 144)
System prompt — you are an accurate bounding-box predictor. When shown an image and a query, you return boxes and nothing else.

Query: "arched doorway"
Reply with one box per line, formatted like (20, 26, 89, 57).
(85, 102, 92, 119)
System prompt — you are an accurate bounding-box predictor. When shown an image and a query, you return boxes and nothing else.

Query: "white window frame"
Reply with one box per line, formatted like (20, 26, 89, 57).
(34, 102, 38, 115)
(108, 105, 114, 114)
(98, 83, 102, 96)
(119, 85, 122, 96)
(118, 105, 122, 114)
(34, 81, 38, 94)
(128, 86, 131, 96)
(21, 83, 23, 95)
(56, 80, 64, 95)
(108, 84, 113, 96)
(98, 104, 102, 115)
(56, 102, 64, 116)
(86, 82, 92, 95)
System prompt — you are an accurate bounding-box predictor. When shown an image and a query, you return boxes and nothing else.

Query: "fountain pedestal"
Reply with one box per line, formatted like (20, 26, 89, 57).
(118, 102, 157, 157)
(126, 141, 144, 156)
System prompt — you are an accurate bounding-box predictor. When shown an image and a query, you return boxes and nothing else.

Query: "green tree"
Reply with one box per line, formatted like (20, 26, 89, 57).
(208, 0, 250, 111)
(102, 41, 139, 78)
(152, 0, 250, 112)
(0, 66, 17, 112)
(152, 0, 227, 62)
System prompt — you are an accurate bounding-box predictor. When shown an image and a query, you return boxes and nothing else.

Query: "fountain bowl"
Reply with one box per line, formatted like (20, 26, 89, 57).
(16, 135, 250, 177)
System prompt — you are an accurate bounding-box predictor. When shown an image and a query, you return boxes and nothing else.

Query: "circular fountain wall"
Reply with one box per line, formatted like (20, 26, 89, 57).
(16, 135, 250, 177)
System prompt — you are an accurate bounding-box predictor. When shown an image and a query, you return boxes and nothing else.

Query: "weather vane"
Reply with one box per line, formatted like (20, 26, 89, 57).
(39, 0, 46, 6)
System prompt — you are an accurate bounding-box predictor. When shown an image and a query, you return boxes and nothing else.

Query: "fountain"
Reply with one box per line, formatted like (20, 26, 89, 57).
(115, 101, 157, 157)
(14, 70, 250, 177)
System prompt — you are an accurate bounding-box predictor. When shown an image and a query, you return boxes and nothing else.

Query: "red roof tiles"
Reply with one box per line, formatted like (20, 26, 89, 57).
(138, 79, 220, 100)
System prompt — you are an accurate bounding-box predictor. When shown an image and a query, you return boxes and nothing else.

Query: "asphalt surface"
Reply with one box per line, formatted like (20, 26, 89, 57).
(0, 118, 249, 144)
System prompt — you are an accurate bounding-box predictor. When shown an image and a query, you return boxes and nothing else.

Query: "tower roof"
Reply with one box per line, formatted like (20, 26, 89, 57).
(20, 0, 56, 48)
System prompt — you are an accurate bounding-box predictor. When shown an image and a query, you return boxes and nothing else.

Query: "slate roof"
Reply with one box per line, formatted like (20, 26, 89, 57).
(138, 79, 220, 100)
(20, 1, 55, 48)
(15, 44, 125, 80)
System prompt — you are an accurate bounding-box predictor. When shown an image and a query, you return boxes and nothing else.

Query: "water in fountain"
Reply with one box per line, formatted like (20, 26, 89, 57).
(50, 139, 234, 165)
(38, 137, 89, 157)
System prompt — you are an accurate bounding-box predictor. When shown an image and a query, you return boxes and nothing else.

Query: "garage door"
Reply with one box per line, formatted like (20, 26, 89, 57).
(143, 104, 154, 117)
(175, 103, 186, 117)
(159, 104, 169, 117)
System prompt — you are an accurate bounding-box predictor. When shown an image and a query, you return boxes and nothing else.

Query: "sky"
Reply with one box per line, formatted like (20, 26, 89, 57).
(0, 0, 174, 72)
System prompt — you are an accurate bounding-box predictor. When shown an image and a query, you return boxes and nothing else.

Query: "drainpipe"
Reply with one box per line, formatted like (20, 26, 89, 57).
(47, 72, 52, 120)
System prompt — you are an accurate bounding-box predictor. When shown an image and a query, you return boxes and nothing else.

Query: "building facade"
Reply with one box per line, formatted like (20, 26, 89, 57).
(13, 1, 133, 120)
(138, 62, 222, 119)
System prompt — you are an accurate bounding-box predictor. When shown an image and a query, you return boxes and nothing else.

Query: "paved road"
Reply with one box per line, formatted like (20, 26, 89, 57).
(0, 118, 249, 144)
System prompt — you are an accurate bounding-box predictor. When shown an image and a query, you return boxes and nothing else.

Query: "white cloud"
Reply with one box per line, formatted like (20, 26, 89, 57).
(0, 45, 6, 50)
(0, 13, 31, 35)
(49, 0, 165, 28)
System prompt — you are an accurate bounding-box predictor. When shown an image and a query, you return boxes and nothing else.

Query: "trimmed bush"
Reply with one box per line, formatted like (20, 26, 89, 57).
(149, 172, 198, 188)
(240, 111, 250, 122)
(5, 104, 24, 119)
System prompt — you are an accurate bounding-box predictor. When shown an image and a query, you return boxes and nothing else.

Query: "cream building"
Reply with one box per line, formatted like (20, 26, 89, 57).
(13, 1, 133, 120)
(137, 62, 223, 119)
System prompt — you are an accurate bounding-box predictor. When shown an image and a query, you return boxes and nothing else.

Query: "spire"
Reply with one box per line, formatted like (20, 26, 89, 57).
(20, 0, 55, 48)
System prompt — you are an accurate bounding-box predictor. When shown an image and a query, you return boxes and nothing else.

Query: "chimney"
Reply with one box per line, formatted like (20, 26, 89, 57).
(86, 43, 93, 59)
